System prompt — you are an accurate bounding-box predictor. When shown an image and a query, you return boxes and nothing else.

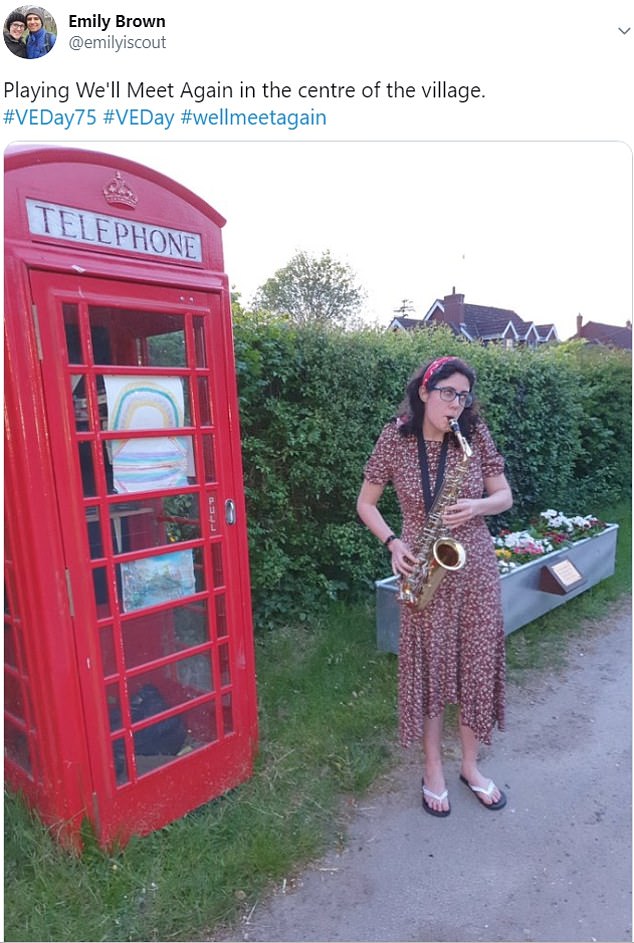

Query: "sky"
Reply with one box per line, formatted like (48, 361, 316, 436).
(70, 140, 631, 341)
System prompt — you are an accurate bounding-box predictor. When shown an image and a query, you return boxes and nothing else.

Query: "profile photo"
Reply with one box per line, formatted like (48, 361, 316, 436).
(3, 6, 56, 58)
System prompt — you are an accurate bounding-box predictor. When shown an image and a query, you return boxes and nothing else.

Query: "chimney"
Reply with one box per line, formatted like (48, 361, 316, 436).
(442, 288, 465, 325)
(576, 314, 583, 336)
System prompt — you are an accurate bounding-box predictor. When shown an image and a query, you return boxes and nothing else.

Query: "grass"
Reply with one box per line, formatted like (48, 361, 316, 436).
(4, 499, 630, 942)
(4, 605, 399, 942)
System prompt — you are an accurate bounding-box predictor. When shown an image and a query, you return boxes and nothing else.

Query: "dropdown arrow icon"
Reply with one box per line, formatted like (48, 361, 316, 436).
(618, 26, 631, 34)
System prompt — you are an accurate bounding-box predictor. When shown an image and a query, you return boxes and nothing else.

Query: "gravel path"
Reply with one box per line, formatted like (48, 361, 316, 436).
(220, 599, 632, 943)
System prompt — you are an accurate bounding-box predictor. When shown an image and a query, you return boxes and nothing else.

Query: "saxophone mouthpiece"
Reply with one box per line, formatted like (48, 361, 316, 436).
(449, 418, 473, 457)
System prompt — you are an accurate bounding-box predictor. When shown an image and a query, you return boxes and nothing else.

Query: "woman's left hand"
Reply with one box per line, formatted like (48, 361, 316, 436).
(443, 499, 479, 528)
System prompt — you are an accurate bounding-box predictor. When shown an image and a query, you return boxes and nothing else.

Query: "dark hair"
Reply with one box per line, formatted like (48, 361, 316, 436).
(6, 10, 26, 27)
(396, 356, 480, 442)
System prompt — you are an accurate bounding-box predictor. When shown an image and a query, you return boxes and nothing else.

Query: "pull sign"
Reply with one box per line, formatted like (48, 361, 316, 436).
(225, 499, 236, 525)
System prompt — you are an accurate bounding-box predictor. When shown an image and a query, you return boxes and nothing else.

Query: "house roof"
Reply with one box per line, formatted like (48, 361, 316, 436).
(422, 298, 558, 343)
(388, 316, 424, 332)
(575, 320, 632, 350)
(463, 305, 523, 339)
(536, 323, 557, 340)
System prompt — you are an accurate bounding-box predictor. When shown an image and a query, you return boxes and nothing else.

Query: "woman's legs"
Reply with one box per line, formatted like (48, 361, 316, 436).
(421, 713, 503, 811)
(459, 720, 503, 804)
(422, 712, 450, 813)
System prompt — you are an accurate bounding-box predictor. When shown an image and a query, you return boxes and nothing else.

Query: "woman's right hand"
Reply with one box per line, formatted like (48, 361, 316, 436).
(388, 539, 419, 577)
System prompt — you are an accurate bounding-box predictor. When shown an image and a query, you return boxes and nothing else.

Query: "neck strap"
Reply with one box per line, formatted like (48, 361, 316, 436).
(417, 434, 449, 514)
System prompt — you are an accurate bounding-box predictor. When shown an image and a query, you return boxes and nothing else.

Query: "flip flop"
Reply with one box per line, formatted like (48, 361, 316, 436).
(422, 778, 451, 817)
(459, 774, 507, 810)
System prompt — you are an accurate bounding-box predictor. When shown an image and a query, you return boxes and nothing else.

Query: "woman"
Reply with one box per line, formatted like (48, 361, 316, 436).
(357, 355, 512, 817)
(25, 7, 55, 58)
(4, 11, 27, 56)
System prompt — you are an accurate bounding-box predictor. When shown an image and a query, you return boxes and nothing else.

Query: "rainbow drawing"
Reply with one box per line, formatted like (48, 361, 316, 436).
(104, 376, 190, 493)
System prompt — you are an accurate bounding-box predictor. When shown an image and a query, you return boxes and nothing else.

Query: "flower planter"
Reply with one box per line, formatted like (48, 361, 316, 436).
(375, 523, 619, 654)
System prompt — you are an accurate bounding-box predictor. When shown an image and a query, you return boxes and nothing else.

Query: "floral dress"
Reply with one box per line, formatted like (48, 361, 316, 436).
(364, 419, 506, 746)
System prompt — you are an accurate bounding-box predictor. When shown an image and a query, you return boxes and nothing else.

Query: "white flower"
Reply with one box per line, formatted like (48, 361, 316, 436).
(540, 509, 575, 532)
(494, 507, 605, 575)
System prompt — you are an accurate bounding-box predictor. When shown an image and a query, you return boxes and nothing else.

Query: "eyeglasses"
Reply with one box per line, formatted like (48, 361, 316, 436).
(430, 386, 473, 407)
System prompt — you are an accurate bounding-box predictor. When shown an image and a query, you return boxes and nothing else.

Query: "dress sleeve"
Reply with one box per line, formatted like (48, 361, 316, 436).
(363, 422, 398, 486)
(475, 421, 506, 477)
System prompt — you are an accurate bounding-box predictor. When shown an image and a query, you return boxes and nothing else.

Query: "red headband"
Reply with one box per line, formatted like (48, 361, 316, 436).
(421, 356, 454, 390)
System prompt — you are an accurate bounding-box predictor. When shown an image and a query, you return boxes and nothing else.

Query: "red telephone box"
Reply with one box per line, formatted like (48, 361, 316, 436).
(4, 145, 258, 848)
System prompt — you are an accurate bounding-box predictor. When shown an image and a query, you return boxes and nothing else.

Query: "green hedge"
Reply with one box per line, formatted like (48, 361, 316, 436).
(233, 317, 631, 627)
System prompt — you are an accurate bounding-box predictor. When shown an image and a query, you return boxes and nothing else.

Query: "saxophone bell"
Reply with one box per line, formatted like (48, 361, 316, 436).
(433, 537, 466, 571)
(399, 536, 467, 611)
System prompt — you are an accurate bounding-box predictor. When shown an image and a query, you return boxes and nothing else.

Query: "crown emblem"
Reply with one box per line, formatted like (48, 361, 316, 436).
(102, 171, 138, 208)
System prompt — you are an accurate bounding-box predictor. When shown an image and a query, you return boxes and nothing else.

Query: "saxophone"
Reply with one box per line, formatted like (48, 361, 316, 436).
(398, 419, 473, 611)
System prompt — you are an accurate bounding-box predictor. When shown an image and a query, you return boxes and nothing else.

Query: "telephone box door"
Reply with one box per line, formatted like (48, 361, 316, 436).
(29, 269, 257, 844)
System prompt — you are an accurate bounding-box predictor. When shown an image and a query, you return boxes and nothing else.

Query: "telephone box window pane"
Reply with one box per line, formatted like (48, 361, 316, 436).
(177, 652, 213, 694)
(5, 720, 32, 775)
(5, 624, 17, 667)
(174, 602, 209, 650)
(87, 323, 113, 364)
(71, 376, 108, 432)
(63, 305, 81, 363)
(218, 644, 231, 687)
(109, 494, 201, 555)
(131, 658, 213, 709)
(88, 307, 186, 367)
(78, 442, 97, 497)
(121, 600, 209, 670)
(147, 330, 186, 367)
(100, 375, 191, 431)
(107, 684, 122, 729)
(92, 567, 111, 617)
(222, 693, 234, 736)
(85, 507, 104, 559)
(110, 502, 151, 554)
(197, 377, 212, 426)
(128, 682, 188, 773)
(117, 548, 198, 613)
(193, 319, 207, 368)
(192, 548, 206, 593)
(107, 686, 127, 786)
(163, 493, 201, 544)
(70, 375, 90, 429)
(121, 609, 163, 669)
(99, 625, 117, 676)
(112, 738, 129, 786)
(133, 698, 219, 777)
(108, 435, 196, 495)
(5, 669, 24, 720)
(211, 544, 224, 587)
(182, 699, 218, 749)
(215, 594, 228, 638)
(202, 436, 217, 483)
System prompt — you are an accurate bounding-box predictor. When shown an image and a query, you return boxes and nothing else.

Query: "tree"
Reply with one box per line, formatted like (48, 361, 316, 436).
(253, 250, 365, 328)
